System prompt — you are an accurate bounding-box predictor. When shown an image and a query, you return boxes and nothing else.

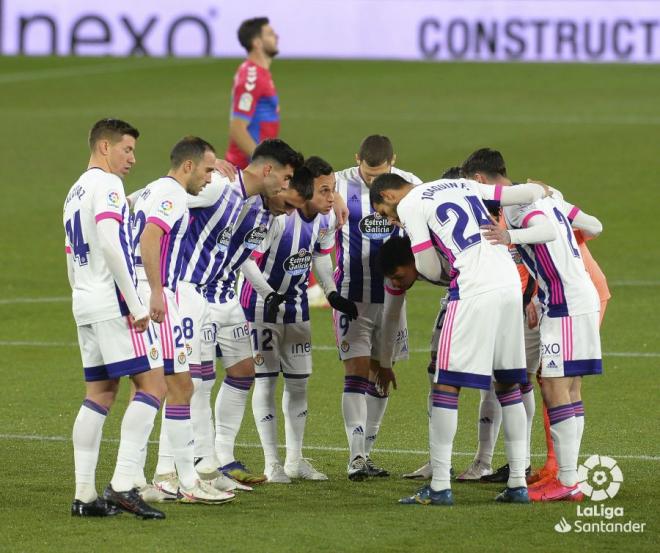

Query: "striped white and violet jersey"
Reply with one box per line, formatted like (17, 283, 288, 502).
(399, 178, 521, 301)
(504, 189, 599, 318)
(63, 168, 139, 325)
(178, 170, 252, 297)
(204, 193, 273, 303)
(334, 166, 422, 304)
(132, 177, 190, 293)
(240, 209, 335, 323)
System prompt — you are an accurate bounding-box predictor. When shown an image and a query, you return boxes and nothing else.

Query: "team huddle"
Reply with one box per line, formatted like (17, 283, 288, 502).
(64, 119, 605, 518)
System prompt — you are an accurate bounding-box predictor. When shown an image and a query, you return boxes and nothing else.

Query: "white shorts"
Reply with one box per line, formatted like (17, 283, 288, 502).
(137, 281, 189, 375)
(250, 321, 312, 377)
(539, 311, 602, 378)
(207, 297, 252, 369)
(177, 281, 216, 380)
(435, 286, 526, 390)
(524, 302, 542, 374)
(333, 302, 408, 363)
(77, 315, 162, 382)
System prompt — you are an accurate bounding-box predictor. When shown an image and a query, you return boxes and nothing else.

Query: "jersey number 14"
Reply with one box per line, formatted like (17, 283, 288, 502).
(65, 210, 90, 266)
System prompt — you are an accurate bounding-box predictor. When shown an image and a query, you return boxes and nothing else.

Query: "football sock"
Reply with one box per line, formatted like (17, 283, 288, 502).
(283, 375, 309, 463)
(573, 401, 585, 456)
(496, 388, 527, 489)
(475, 386, 501, 466)
(164, 403, 197, 490)
(73, 399, 108, 502)
(364, 382, 389, 456)
(111, 392, 160, 492)
(342, 376, 369, 461)
(430, 390, 458, 492)
(134, 443, 149, 488)
(548, 404, 578, 487)
(215, 375, 254, 466)
(190, 362, 218, 473)
(252, 375, 280, 466)
(521, 382, 536, 468)
(155, 406, 175, 475)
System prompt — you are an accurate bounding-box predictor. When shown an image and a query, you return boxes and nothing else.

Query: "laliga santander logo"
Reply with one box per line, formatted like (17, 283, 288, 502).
(107, 191, 120, 208)
(577, 455, 623, 501)
(160, 199, 174, 213)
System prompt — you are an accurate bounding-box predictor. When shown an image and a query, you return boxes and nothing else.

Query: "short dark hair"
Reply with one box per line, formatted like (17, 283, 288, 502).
(460, 148, 507, 179)
(358, 135, 394, 167)
(289, 167, 315, 201)
(378, 236, 414, 277)
(441, 166, 462, 179)
(304, 156, 333, 178)
(89, 118, 139, 150)
(238, 17, 269, 52)
(252, 139, 304, 170)
(170, 136, 215, 168)
(369, 173, 409, 207)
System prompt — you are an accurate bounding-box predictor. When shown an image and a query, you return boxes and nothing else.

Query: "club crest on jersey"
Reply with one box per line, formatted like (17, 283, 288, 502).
(341, 341, 350, 353)
(283, 249, 312, 276)
(107, 191, 120, 208)
(216, 226, 232, 251)
(254, 353, 264, 366)
(178, 352, 187, 365)
(149, 347, 159, 360)
(318, 227, 329, 241)
(244, 224, 268, 249)
(158, 200, 173, 214)
(359, 213, 393, 240)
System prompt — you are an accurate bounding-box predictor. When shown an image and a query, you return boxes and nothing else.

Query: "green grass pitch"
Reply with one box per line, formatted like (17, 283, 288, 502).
(0, 57, 658, 552)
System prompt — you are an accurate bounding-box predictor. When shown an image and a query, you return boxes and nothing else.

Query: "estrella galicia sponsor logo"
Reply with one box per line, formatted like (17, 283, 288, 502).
(216, 226, 232, 251)
(359, 213, 393, 240)
(283, 249, 312, 276)
(243, 224, 268, 249)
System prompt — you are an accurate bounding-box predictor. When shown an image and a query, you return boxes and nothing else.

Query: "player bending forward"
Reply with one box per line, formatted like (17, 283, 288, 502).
(240, 157, 359, 482)
(371, 173, 552, 505)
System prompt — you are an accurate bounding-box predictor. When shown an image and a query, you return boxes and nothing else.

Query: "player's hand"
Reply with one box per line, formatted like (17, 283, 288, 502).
(131, 314, 150, 333)
(525, 301, 539, 329)
(527, 178, 552, 197)
(375, 366, 397, 394)
(334, 202, 349, 230)
(215, 159, 237, 181)
(481, 224, 511, 245)
(326, 292, 358, 320)
(264, 292, 286, 323)
(150, 292, 166, 324)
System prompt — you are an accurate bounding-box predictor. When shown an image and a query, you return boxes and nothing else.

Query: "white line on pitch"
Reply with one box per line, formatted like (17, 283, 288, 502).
(0, 340, 659, 359)
(0, 433, 657, 461)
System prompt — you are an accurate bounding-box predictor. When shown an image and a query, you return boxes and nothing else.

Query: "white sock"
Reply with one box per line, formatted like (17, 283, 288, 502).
(134, 443, 149, 488)
(342, 376, 369, 461)
(215, 375, 253, 467)
(476, 385, 501, 466)
(573, 401, 585, 457)
(364, 382, 388, 456)
(429, 390, 458, 491)
(548, 404, 578, 487)
(521, 382, 536, 469)
(496, 389, 527, 489)
(283, 376, 309, 463)
(252, 375, 280, 466)
(111, 392, 160, 492)
(155, 406, 175, 475)
(190, 369, 218, 473)
(73, 399, 108, 502)
(164, 404, 197, 490)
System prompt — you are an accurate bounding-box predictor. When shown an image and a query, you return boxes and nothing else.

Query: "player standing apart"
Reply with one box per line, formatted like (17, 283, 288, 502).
(65, 119, 167, 519)
(371, 174, 552, 505)
(334, 135, 422, 480)
(132, 136, 233, 504)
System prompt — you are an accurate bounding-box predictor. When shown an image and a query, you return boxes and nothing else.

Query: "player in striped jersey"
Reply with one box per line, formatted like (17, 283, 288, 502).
(239, 157, 358, 482)
(481, 173, 603, 502)
(334, 135, 422, 480)
(65, 119, 166, 519)
(176, 139, 304, 485)
(371, 173, 551, 505)
(132, 137, 233, 504)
